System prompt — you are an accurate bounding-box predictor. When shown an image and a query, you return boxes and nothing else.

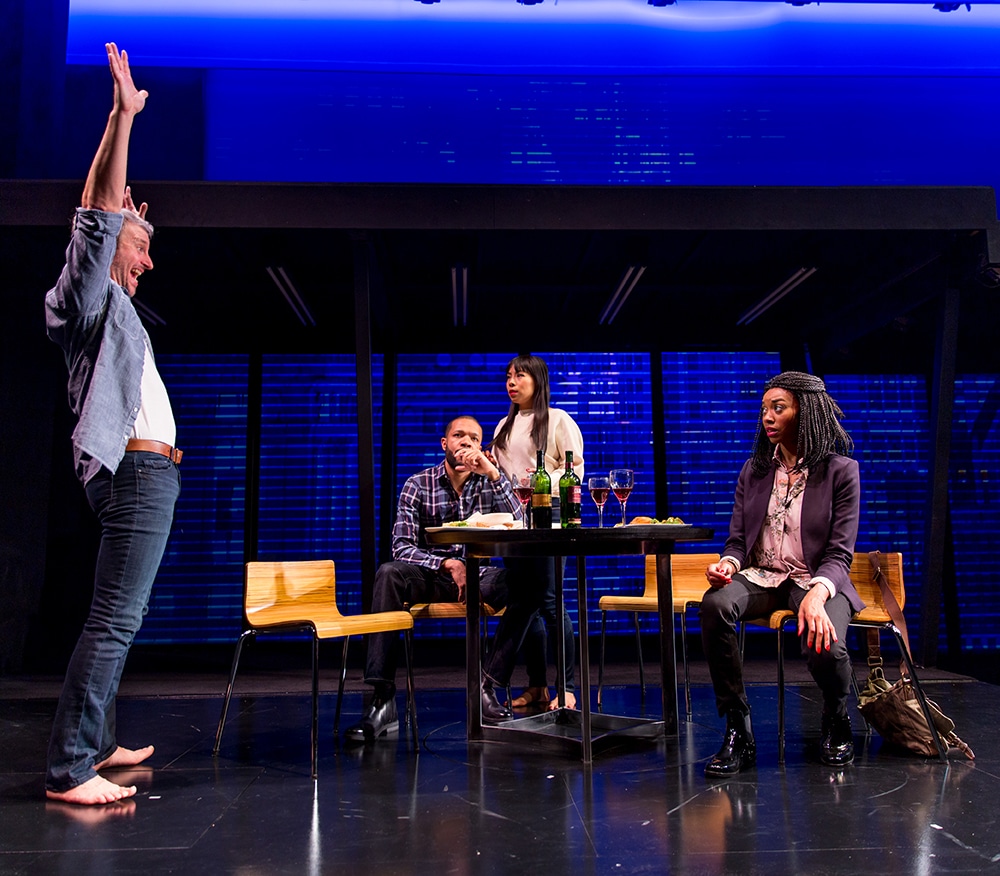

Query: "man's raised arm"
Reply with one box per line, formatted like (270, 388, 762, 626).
(81, 43, 148, 212)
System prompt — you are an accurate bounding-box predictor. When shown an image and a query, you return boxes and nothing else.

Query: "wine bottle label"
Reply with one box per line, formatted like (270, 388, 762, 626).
(532, 493, 552, 508)
(568, 486, 581, 504)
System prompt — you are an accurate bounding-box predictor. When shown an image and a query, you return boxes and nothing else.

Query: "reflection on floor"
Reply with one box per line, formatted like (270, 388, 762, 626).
(1, 665, 995, 875)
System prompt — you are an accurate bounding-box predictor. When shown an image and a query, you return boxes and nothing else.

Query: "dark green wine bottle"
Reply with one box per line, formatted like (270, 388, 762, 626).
(559, 451, 582, 528)
(531, 449, 552, 530)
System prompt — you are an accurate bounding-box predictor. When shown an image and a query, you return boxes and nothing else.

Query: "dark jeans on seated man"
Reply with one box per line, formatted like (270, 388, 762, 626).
(352, 557, 548, 739)
(366, 562, 508, 689)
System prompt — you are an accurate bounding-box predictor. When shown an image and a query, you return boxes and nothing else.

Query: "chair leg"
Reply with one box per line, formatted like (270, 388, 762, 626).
(598, 610, 607, 708)
(403, 628, 418, 746)
(894, 625, 949, 762)
(311, 636, 320, 779)
(848, 656, 872, 734)
(333, 637, 350, 741)
(634, 612, 645, 703)
(777, 623, 786, 766)
(213, 628, 256, 755)
(680, 609, 691, 719)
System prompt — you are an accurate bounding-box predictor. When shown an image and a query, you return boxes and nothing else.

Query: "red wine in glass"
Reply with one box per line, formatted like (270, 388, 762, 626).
(511, 474, 534, 529)
(588, 476, 610, 528)
(611, 486, 632, 503)
(609, 469, 634, 527)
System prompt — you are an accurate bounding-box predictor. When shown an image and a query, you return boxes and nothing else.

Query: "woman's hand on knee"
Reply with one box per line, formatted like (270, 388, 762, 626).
(706, 561, 734, 589)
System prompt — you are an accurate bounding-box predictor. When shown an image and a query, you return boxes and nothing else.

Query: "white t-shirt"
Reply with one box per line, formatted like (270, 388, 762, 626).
(130, 342, 176, 446)
(492, 408, 584, 495)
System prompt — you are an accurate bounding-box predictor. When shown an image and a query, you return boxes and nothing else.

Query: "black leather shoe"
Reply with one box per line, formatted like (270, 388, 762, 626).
(481, 686, 513, 724)
(820, 712, 854, 767)
(705, 708, 756, 778)
(344, 694, 399, 743)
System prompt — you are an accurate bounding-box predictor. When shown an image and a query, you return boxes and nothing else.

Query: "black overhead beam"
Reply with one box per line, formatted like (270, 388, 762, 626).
(2, 182, 997, 236)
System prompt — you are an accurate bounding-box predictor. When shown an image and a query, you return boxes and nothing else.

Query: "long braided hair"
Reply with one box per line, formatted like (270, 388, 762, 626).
(490, 354, 551, 456)
(750, 371, 854, 477)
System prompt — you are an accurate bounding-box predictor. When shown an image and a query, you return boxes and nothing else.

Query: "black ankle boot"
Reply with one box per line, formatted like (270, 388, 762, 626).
(820, 711, 854, 767)
(705, 708, 756, 778)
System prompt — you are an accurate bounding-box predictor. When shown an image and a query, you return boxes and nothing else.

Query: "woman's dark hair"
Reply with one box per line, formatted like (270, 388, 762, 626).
(490, 355, 551, 456)
(750, 371, 854, 477)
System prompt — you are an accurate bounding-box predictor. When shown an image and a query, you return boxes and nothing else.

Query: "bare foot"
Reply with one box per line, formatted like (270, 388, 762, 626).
(95, 745, 154, 770)
(548, 691, 577, 711)
(46, 775, 137, 806)
(510, 686, 549, 708)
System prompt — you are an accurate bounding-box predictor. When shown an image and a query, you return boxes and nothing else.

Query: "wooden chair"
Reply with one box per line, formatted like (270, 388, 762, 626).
(743, 551, 947, 764)
(597, 552, 720, 716)
(213, 559, 417, 778)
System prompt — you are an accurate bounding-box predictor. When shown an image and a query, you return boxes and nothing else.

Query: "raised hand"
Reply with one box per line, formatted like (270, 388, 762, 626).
(122, 185, 148, 220)
(106, 42, 148, 117)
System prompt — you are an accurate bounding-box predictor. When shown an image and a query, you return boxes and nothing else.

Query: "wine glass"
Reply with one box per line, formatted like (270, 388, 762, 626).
(609, 469, 634, 527)
(511, 472, 534, 529)
(588, 476, 610, 528)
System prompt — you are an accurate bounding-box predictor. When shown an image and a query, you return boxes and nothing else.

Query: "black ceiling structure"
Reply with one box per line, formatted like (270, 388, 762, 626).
(3, 182, 998, 372)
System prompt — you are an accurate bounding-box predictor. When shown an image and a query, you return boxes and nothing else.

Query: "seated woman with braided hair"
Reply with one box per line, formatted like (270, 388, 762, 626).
(700, 371, 862, 776)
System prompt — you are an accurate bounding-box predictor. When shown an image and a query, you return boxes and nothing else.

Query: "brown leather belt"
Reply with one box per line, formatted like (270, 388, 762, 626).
(125, 439, 183, 464)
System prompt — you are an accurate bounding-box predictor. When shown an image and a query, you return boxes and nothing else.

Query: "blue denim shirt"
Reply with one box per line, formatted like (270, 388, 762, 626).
(45, 209, 147, 485)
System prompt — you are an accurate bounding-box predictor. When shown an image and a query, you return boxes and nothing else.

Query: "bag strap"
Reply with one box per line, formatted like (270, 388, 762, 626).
(865, 550, 911, 678)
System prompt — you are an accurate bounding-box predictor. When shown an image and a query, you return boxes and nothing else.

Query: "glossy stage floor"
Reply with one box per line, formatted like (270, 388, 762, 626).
(1, 657, 996, 875)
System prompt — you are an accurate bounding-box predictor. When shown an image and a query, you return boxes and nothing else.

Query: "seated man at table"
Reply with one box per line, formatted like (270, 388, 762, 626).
(347, 414, 541, 742)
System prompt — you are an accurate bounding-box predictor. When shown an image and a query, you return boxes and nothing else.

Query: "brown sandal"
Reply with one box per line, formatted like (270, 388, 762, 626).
(510, 686, 550, 708)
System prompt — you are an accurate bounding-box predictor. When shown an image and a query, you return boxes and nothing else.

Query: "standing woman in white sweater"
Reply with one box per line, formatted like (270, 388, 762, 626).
(490, 355, 584, 711)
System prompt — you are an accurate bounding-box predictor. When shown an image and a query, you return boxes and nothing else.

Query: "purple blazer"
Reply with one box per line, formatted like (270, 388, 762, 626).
(723, 454, 864, 614)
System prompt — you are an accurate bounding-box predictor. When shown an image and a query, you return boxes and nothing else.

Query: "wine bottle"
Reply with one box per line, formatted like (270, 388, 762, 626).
(559, 451, 582, 528)
(531, 449, 552, 530)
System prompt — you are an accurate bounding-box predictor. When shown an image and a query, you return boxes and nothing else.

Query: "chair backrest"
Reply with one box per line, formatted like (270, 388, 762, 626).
(644, 553, 721, 601)
(245, 559, 339, 618)
(849, 551, 905, 614)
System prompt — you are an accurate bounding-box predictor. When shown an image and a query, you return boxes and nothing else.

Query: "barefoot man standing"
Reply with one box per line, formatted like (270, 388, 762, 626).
(44, 43, 182, 805)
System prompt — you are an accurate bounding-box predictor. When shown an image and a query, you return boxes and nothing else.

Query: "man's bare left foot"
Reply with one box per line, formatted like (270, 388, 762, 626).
(45, 775, 137, 806)
(95, 745, 154, 770)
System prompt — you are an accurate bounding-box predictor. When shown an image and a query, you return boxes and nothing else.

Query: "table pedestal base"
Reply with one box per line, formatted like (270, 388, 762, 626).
(477, 708, 664, 758)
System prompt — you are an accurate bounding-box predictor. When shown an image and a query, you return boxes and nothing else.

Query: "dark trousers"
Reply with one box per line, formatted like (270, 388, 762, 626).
(521, 556, 576, 690)
(46, 451, 180, 792)
(483, 557, 550, 689)
(365, 561, 507, 692)
(700, 574, 854, 719)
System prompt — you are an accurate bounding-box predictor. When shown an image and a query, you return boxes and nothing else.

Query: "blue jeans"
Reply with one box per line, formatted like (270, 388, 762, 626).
(46, 451, 180, 792)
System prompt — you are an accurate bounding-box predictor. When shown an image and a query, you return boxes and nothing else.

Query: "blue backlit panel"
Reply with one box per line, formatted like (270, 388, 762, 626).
(825, 374, 931, 650)
(256, 355, 385, 620)
(950, 377, 1000, 652)
(201, 67, 1000, 187)
(66, 3, 1000, 74)
(64, 2, 1000, 189)
(137, 355, 248, 644)
(662, 352, 781, 539)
